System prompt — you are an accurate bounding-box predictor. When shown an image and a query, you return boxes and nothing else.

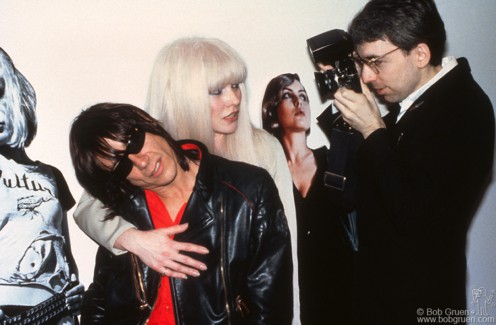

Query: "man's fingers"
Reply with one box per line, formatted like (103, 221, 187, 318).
(360, 83, 377, 106)
(318, 63, 334, 71)
(333, 89, 352, 119)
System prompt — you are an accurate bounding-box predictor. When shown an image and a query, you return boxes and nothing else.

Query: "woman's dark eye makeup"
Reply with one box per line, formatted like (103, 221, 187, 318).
(282, 91, 308, 102)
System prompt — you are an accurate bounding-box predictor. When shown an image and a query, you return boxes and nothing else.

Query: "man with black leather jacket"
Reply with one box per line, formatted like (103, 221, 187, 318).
(69, 102, 293, 325)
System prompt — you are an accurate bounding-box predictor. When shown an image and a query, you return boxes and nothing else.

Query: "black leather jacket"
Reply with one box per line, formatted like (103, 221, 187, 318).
(81, 141, 293, 325)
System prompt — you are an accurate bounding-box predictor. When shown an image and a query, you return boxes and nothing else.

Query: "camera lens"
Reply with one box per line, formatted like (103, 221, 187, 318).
(314, 70, 338, 99)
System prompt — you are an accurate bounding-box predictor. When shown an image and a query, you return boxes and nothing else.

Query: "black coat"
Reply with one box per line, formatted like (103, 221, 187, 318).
(353, 58, 494, 324)
(81, 141, 293, 325)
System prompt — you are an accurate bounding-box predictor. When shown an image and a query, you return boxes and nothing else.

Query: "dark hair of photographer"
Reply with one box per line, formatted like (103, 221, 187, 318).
(349, 0, 446, 65)
(262, 73, 309, 141)
(69, 103, 192, 220)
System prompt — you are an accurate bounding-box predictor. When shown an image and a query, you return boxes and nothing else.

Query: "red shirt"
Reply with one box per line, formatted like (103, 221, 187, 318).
(145, 190, 186, 325)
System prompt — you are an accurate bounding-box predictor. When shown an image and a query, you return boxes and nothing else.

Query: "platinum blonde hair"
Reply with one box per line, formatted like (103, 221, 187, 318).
(145, 37, 267, 165)
(0, 48, 37, 148)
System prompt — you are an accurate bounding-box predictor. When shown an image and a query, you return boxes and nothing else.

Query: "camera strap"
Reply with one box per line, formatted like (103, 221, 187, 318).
(317, 105, 361, 251)
(317, 104, 362, 211)
(324, 127, 352, 191)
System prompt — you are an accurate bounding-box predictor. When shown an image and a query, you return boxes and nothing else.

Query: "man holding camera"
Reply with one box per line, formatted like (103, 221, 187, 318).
(328, 0, 494, 324)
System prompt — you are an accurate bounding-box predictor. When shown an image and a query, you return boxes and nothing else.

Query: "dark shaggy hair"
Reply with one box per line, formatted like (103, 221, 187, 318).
(69, 102, 192, 219)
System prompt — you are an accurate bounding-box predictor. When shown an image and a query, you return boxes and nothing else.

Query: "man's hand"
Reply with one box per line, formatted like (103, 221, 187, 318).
(115, 224, 209, 279)
(333, 84, 385, 139)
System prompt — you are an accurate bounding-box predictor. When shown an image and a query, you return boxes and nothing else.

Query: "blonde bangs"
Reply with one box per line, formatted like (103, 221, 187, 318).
(198, 39, 247, 92)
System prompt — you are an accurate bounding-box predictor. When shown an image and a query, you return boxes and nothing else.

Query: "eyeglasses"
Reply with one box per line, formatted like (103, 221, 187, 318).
(112, 126, 145, 179)
(353, 47, 401, 74)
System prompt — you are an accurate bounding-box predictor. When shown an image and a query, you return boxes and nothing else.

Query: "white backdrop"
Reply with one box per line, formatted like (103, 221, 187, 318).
(1, 1, 495, 321)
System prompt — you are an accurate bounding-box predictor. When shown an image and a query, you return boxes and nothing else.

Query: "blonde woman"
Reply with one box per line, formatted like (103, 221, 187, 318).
(74, 37, 300, 323)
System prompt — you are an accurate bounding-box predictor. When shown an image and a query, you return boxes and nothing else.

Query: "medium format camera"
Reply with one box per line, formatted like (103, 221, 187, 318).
(306, 30, 363, 214)
(307, 29, 361, 99)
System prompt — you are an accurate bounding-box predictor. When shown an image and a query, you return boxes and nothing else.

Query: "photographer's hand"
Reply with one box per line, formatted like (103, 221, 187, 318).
(334, 85, 385, 139)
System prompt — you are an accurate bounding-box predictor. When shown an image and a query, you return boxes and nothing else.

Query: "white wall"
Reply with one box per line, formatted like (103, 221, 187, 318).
(1, 0, 495, 321)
